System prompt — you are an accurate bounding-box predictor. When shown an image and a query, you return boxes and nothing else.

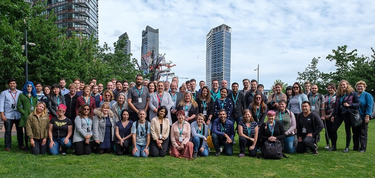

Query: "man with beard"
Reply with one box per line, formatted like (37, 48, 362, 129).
(127, 75, 150, 121)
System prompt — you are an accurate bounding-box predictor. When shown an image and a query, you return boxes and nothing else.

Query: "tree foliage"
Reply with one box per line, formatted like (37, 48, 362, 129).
(269, 79, 288, 94)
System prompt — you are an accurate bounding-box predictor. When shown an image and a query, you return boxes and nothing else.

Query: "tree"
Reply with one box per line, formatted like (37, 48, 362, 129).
(269, 79, 288, 94)
(296, 57, 327, 94)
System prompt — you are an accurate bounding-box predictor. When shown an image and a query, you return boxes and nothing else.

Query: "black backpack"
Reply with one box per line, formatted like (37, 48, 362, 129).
(261, 140, 283, 159)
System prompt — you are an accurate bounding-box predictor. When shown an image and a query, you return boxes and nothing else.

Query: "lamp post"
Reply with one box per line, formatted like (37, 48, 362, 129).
(254, 64, 259, 83)
(24, 0, 36, 82)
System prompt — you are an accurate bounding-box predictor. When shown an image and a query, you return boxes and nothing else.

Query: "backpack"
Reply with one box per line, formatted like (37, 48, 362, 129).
(136, 121, 149, 135)
(261, 140, 283, 159)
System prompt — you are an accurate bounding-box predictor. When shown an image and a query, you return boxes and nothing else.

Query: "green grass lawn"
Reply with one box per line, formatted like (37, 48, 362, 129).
(1, 122, 375, 178)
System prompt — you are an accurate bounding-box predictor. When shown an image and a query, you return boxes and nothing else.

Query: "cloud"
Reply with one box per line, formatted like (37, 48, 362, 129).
(99, 0, 375, 89)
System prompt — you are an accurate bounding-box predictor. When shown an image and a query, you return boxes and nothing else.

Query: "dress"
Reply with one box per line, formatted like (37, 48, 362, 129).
(99, 117, 112, 149)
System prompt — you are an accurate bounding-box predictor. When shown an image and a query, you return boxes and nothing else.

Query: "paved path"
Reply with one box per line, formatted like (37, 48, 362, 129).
(0, 122, 18, 138)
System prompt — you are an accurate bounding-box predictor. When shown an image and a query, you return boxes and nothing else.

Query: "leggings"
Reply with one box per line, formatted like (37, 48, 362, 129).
(330, 113, 351, 148)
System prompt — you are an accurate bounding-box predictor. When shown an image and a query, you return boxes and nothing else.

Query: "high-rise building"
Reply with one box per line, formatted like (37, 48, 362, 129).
(45, 0, 99, 39)
(118, 32, 131, 55)
(141, 25, 159, 72)
(206, 24, 231, 88)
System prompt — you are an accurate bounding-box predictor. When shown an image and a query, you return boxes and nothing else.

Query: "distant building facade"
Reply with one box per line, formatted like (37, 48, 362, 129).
(206, 24, 231, 88)
(141, 25, 159, 72)
(118, 32, 131, 55)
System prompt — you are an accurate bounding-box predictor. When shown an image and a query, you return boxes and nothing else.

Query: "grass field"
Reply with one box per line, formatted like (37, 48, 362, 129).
(1, 122, 375, 178)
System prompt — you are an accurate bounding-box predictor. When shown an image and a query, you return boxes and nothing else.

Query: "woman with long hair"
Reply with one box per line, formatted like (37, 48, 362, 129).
(249, 93, 268, 125)
(196, 86, 214, 125)
(73, 104, 94, 155)
(26, 102, 50, 155)
(17, 81, 38, 150)
(48, 84, 66, 119)
(238, 109, 258, 157)
(76, 85, 96, 116)
(287, 82, 308, 117)
(329, 80, 360, 152)
(177, 92, 199, 123)
(115, 109, 133, 155)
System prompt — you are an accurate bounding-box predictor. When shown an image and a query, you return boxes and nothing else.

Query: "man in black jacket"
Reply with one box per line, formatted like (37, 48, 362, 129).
(296, 101, 323, 154)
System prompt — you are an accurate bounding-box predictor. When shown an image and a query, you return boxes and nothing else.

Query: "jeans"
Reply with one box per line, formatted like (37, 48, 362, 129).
(192, 136, 209, 156)
(212, 133, 233, 156)
(31, 139, 47, 155)
(133, 144, 148, 157)
(49, 137, 72, 155)
(283, 135, 295, 153)
(4, 119, 23, 148)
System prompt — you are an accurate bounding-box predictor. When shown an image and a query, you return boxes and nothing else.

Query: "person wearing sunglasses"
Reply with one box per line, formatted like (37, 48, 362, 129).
(287, 82, 308, 118)
(99, 90, 116, 109)
(48, 104, 72, 155)
(248, 93, 267, 126)
(73, 104, 94, 155)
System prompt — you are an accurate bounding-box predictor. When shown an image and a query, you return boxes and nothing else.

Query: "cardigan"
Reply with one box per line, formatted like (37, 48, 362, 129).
(190, 121, 209, 148)
(149, 92, 174, 124)
(170, 121, 191, 148)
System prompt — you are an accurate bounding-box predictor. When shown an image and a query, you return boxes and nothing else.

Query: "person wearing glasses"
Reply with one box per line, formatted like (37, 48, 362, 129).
(73, 104, 94, 155)
(99, 90, 116, 109)
(48, 104, 72, 155)
(287, 82, 308, 117)
(248, 93, 268, 125)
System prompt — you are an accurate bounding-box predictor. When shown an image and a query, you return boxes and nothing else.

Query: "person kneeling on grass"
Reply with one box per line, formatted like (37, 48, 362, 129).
(296, 101, 323, 155)
(238, 109, 258, 157)
(191, 113, 209, 158)
(131, 110, 150, 157)
(48, 104, 72, 155)
(170, 110, 194, 159)
(258, 110, 285, 157)
(26, 102, 50, 155)
(212, 109, 234, 156)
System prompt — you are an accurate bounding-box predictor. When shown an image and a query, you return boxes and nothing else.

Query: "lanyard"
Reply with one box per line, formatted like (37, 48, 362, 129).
(9, 90, 17, 103)
(170, 92, 176, 102)
(157, 93, 164, 107)
(202, 100, 207, 111)
(184, 103, 191, 111)
(310, 94, 318, 105)
(340, 94, 347, 105)
(197, 125, 203, 135)
(246, 123, 252, 136)
(211, 90, 220, 101)
(219, 99, 225, 109)
(84, 117, 90, 127)
(327, 93, 336, 105)
(192, 92, 196, 100)
(178, 121, 185, 136)
(134, 86, 143, 98)
(84, 96, 90, 104)
(231, 93, 239, 105)
(279, 111, 285, 122)
(256, 105, 261, 118)
(275, 93, 282, 102)
(118, 104, 123, 116)
(57, 97, 60, 105)
(220, 122, 226, 132)
(268, 121, 275, 136)
(30, 96, 33, 105)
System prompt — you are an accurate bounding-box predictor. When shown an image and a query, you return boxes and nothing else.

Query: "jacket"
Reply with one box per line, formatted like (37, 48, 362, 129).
(73, 116, 93, 143)
(149, 92, 174, 124)
(26, 113, 49, 139)
(64, 93, 79, 120)
(92, 108, 117, 142)
(332, 92, 360, 116)
(17, 93, 37, 127)
(76, 96, 96, 116)
(48, 94, 66, 117)
(150, 116, 170, 141)
(287, 93, 308, 114)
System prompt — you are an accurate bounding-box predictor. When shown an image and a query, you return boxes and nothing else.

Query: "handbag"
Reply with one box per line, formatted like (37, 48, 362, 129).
(261, 140, 283, 159)
(348, 108, 363, 127)
(206, 129, 214, 148)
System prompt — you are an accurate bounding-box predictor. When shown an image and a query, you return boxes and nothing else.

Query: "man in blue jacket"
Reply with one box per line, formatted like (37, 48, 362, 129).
(212, 109, 234, 156)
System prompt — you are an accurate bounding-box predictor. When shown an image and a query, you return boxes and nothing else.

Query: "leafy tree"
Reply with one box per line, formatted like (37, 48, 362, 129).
(269, 79, 288, 94)
(296, 57, 327, 94)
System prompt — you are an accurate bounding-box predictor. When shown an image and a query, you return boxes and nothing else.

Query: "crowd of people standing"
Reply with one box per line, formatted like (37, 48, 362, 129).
(0, 75, 372, 158)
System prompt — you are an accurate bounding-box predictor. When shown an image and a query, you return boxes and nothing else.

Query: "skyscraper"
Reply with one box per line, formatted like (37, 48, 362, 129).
(118, 32, 131, 55)
(206, 24, 231, 88)
(141, 25, 159, 72)
(45, 0, 99, 39)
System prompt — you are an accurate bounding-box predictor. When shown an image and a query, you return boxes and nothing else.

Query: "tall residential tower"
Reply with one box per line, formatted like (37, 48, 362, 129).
(141, 25, 159, 72)
(206, 24, 231, 88)
(118, 32, 131, 55)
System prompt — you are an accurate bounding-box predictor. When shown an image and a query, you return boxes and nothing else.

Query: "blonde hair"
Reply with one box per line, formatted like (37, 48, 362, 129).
(336, 80, 355, 96)
(355, 80, 367, 88)
(33, 102, 48, 118)
(103, 89, 114, 101)
(178, 92, 198, 108)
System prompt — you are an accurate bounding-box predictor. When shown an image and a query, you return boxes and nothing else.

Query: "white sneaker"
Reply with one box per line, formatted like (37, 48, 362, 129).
(324, 145, 330, 149)
(219, 147, 223, 153)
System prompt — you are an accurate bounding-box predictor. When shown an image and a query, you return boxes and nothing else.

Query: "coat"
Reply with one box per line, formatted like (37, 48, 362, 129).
(149, 92, 174, 124)
(92, 108, 117, 142)
(17, 93, 37, 127)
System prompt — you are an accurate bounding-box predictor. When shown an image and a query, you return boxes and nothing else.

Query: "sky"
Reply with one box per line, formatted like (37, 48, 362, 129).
(98, 0, 375, 90)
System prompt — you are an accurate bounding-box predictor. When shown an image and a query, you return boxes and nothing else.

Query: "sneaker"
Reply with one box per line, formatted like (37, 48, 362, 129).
(219, 147, 223, 153)
(343, 148, 349, 153)
(359, 149, 365, 153)
(238, 153, 245, 157)
(324, 145, 330, 149)
(192, 151, 198, 158)
(327, 147, 337, 151)
(215, 152, 220, 156)
(62, 152, 67, 156)
(312, 150, 319, 155)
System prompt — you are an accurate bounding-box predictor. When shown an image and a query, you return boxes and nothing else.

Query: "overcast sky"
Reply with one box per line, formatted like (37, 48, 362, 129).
(98, 0, 375, 90)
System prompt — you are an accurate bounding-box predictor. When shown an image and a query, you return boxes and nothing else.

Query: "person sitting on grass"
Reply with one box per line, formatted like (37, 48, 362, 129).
(170, 110, 194, 159)
(238, 109, 258, 157)
(258, 110, 285, 157)
(48, 104, 72, 155)
(73, 104, 94, 156)
(191, 113, 209, 158)
(115, 109, 133, 156)
(131, 110, 151, 157)
(212, 109, 234, 156)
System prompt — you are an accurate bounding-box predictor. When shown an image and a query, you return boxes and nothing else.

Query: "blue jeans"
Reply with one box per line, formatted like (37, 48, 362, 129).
(4, 119, 23, 148)
(49, 137, 72, 155)
(212, 133, 233, 156)
(133, 144, 148, 157)
(192, 136, 209, 156)
(283, 135, 295, 153)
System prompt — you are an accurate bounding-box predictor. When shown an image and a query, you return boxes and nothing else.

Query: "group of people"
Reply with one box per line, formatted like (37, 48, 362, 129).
(0, 75, 372, 158)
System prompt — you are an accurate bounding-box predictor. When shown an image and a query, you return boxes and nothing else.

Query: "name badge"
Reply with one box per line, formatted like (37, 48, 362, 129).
(302, 127, 306, 133)
(11, 104, 15, 109)
(159, 134, 162, 140)
(184, 111, 188, 117)
(179, 137, 183, 142)
(311, 106, 316, 111)
(87, 128, 91, 132)
(203, 110, 207, 115)
(30, 106, 34, 111)
(138, 98, 142, 103)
